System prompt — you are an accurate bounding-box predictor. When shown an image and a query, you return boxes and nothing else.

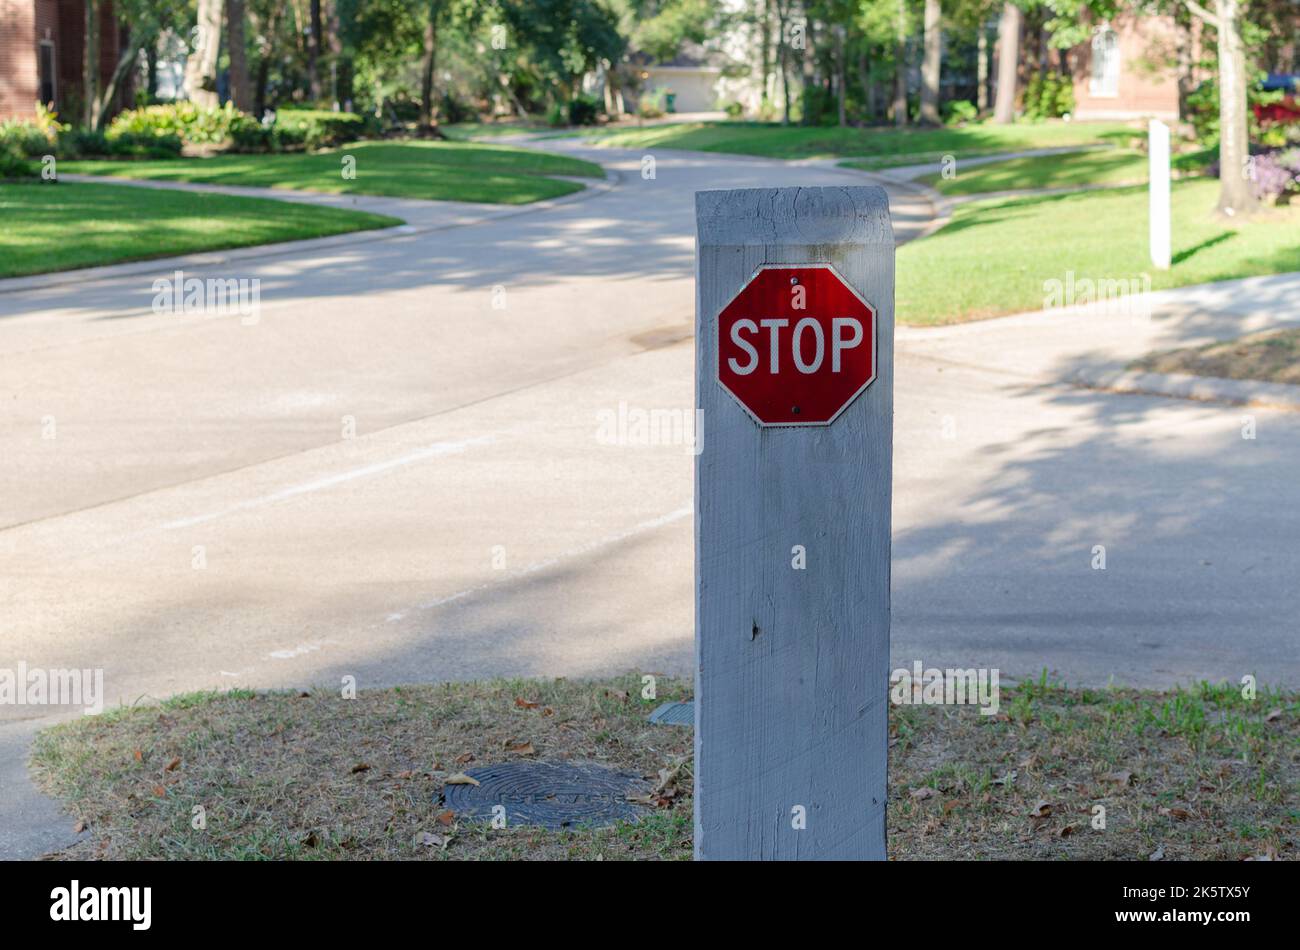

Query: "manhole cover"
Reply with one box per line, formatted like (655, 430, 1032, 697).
(648, 701, 694, 726)
(442, 761, 652, 830)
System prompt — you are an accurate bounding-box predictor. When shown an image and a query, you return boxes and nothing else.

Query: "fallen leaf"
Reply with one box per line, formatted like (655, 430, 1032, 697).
(132, 749, 143, 763)
(445, 773, 480, 786)
(514, 698, 539, 709)
(435, 810, 455, 827)
(164, 757, 181, 772)
(1029, 800, 1052, 818)
(412, 831, 450, 849)
(1101, 770, 1132, 786)
(302, 831, 319, 848)
(605, 689, 629, 702)
(506, 741, 536, 755)
(395, 770, 414, 780)
(151, 785, 166, 798)
(1058, 825, 1075, 838)
(350, 763, 371, 774)
(72, 820, 86, 834)
(910, 787, 937, 800)
(1158, 806, 1192, 821)
(992, 770, 1017, 786)
(1265, 708, 1282, 722)
(943, 799, 961, 815)
(1149, 844, 1166, 861)
(542, 707, 555, 716)
(454, 752, 475, 764)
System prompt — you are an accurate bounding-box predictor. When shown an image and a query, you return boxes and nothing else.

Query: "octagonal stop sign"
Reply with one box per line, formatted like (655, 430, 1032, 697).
(716, 263, 876, 426)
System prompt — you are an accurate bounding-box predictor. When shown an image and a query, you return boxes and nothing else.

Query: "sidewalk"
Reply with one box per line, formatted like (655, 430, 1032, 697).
(897, 271, 1300, 409)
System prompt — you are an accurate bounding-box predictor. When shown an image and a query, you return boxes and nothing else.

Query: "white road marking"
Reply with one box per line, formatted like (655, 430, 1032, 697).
(153, 436, 495, 535)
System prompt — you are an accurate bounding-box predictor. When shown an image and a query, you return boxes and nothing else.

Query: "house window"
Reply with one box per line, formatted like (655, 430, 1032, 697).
(38, 41, 56, 108)
(1089, 26, 1120, 98)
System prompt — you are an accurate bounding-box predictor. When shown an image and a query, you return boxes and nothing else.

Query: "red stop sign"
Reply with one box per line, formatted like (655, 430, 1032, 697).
(717, 264, 876, 426)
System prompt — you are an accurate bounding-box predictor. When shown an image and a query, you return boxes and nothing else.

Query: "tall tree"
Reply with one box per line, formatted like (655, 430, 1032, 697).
(227, 0, 254, 110)
(419, 0, 444, 127)
(919, 0, 942, 123)
(992, 2, 1020, 122)
(83, 0, 100, 126)
(1183, 0, 1257, 214)
(893, 0, 908, 125)
(184, 0, 223, 107)
(309, 0, 324, 100)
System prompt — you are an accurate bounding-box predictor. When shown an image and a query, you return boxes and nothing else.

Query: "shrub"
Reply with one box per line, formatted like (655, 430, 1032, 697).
(637, 90, 666, 119)
(56, 127, 110, 158)
(227, 113, 274, 152)
(1022, 70, 1074, 120)
(942, 99, 978, 125)
(274, 108, 377, 149)
(0, 119, 55, 157)
(722, 100, 745, 119)
(1248, 147, 1300, 202)
(546, 101, 568, 127)
(107, 102, 241, 147)
(108, 131, 183, 158)
(568, 93, 602, 127)
(0, 141, 36, 179)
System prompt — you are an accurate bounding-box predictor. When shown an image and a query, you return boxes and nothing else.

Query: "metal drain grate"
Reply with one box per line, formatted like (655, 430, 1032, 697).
(648, 701, 694, 726)
(441, 761, 651, 830)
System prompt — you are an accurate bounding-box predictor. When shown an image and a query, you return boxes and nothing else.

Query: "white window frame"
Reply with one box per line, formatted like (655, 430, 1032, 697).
(1089, 25, 1120, 98)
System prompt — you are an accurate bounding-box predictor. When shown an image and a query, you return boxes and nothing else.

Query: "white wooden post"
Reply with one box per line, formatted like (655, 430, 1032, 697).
(694, 187, 894, 860)
(1149, 119, 1171, 270)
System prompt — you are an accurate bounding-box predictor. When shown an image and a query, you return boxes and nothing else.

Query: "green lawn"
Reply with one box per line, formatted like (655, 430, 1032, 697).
(62, 140, 605, 205)
(917, 147, 1218, 196)
(898, 178, 1300, 324)
(0, 181, 401, 278)
(557, 119, 1134, 163)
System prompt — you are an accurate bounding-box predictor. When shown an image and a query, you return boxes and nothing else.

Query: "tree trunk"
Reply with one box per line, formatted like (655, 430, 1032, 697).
(977, 26, 988, 112)
(226, 0, 253, 111)
(146, 37, 158, 98)
(919, 0, 942, 124)
(95, 40, 146, 129)
(184, 0, 222, 108)
(777, 2, 792, 124)
(893, 0, 908, 126)
(993, 3, 1021, 123)
(308, 0, 322, 101)
(835, 26, 846, 126)
(1213, 0, 1257, 214)
(419, 1, 441, 128)
(83, 0, 98, 127)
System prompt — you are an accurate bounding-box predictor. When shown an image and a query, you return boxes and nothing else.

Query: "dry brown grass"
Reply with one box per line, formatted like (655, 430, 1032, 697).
(30, 674, 1297, 860)
(1132, 327, 1300, 386)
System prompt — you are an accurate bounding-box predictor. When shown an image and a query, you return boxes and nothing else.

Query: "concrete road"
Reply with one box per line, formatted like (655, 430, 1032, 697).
(2, 143, 1297, 856)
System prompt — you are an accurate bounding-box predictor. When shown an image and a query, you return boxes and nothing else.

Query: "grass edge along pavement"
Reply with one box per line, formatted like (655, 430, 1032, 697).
(1131, 326, 1300, 386)
(0, 180, 401, 279)
(914, 146, 1218, 196)
(544, 118, 1134, 163)
(896, 178, 1300, 325)
(29, 672, 1295, 861)
(60, 139, 605, 206)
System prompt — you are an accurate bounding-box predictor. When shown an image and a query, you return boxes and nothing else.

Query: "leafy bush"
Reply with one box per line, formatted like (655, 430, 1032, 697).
(943, 99, 979, 125)
(0, 141, 36, 179)
(107, 102, 240, 147)
(722, 100, 745, 119)
(637, 90, 666, 119)
(439, 92, 476, 125)
(274, 108, 378, 149)
(1248, 147, 1300, 202)
(1022, 70, 1074, 120)
(0, 119, 55, 157)
(56, 127, 110, 157)
(568, 93, 602, 127)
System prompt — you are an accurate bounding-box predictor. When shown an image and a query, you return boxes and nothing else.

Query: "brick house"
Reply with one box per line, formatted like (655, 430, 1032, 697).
(0, 0, 127, 122)
(1065, 15, 1197, 121)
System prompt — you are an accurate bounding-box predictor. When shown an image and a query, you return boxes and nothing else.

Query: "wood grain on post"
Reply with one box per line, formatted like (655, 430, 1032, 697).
(694, 186, 894, 860)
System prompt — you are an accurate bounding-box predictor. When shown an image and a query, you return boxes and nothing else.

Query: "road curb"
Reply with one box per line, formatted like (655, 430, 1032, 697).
(1068, 367, 1300, 411)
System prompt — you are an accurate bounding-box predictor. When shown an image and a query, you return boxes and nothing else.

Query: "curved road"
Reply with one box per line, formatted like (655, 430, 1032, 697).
(2, 141, 1297, 856)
